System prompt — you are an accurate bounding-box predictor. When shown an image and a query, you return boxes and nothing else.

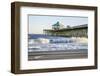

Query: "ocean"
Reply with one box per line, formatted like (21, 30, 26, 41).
(28, 34, 88, 52)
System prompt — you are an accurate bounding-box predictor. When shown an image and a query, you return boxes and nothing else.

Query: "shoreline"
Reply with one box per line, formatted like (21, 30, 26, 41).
(28, 49, 88, 60)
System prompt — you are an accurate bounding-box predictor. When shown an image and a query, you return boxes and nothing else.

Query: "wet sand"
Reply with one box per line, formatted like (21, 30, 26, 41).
(28, 49, 88, 61)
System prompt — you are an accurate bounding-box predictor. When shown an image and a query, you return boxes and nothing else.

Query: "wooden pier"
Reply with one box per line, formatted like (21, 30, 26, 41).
(43, 23, 88, 37)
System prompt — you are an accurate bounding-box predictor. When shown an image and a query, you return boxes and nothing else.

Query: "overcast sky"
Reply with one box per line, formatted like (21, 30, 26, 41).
(29, 15, 88, 34)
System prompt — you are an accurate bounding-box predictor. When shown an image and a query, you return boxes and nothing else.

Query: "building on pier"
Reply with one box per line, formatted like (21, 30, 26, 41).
(43, 22, 88, 37)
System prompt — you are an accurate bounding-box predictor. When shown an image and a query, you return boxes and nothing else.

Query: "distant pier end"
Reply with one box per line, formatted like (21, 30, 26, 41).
(43, 22, 88, 37)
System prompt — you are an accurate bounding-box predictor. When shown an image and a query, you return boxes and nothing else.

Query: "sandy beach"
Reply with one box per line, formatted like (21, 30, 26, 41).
(28, 49, 88, 60)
